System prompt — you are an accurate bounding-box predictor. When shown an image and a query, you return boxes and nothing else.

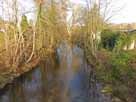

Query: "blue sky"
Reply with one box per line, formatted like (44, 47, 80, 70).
(0, 0, 136, 24)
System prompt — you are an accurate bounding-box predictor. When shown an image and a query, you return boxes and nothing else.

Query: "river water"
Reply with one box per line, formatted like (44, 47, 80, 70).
(0, 43, 111, 102)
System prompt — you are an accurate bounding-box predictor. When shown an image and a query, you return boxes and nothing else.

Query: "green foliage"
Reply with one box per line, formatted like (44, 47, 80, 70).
(110, 51, 133, 80)
(113, 32, 127, 52)
(96, 48, 136, 101)
(100, 29, 136, 52)
(98, 44, 136, 82)
(100, 29, 119, 50)
(113, 32, 136, 52)
(20, 15, 29, 32)
(92, 29, 136, 101)
(35, 1, 69, 59)
(0, 32, 4, 49)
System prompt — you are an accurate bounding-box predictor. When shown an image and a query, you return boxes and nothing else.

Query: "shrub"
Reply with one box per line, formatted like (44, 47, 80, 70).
(100, 29, 119, 51)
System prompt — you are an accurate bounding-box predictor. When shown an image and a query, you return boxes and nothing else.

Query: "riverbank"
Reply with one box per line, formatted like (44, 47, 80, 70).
(0, 43, 111, 102)
(0, 55, 40, 89)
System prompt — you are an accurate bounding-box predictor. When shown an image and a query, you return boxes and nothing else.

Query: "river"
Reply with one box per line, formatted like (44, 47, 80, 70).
(0, 43, 111, 102)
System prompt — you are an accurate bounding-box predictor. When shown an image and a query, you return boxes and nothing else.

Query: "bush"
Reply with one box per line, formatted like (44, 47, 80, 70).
(97, 49, 136, 101)
(100, 29, 119, 51)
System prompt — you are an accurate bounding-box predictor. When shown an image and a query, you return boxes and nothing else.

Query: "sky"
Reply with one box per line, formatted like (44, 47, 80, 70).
(0, 0, 36, 22)
(72, 0, 136, 24)
(111, 0, 136, 24)
(0, 0, 136, 24)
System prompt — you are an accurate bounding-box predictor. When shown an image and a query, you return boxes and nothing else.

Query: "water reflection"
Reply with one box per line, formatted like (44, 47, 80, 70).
(0, 43, 111, 102)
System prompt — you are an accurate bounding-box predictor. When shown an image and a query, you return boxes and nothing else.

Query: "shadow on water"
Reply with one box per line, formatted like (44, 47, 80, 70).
(0, 43, 111, 102)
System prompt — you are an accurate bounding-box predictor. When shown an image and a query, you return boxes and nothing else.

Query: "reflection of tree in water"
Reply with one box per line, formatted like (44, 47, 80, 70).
(39, 53, 64, 102)
(0, 45, 111, 102)
(39, 59, 48, 102)
(9, 77, 26, 102)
